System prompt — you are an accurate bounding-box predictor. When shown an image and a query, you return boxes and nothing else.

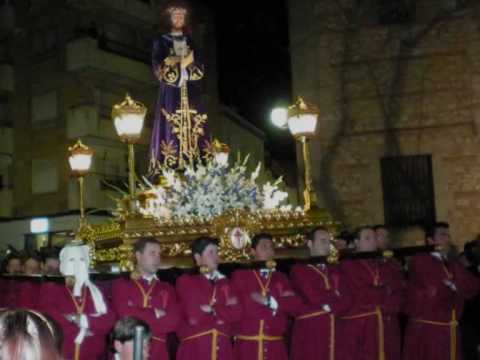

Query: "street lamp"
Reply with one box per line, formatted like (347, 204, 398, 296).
(272, 97, 319, 213)
(68, 139, 94, 228)
(111, 94, 147, 210)
(288, 97, 319, 212)
(270, 107, 288, 129)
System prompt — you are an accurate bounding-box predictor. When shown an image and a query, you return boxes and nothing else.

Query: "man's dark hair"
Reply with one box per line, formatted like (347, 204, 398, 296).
(336, 230, 353, 244)
(24, 253, 42, 264)
(0, 309, 63, 359)
(111, 316, 151, 346)
(1, 254, 22, 274)
(353, 225, 374, 240)
(133, 237, 161, 254)
(464, 240, 480, 266)
(307, 226, 329, 242)
(191, 237, 219, 256)
(425, 222, 450, 240)
(373, 224, 387, 231)
(251, 233, 273, 250)
(41, 248, 60, 263)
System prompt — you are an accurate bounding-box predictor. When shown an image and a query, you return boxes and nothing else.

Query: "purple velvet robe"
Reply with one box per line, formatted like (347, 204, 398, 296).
(149, 33, 208, 171)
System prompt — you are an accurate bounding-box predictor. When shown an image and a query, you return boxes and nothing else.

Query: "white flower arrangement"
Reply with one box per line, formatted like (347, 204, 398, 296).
(138, 156, 291, 222)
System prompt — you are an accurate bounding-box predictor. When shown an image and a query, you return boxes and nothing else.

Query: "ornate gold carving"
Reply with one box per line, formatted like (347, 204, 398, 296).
(382, 250, 394, 259)
(162, 65, 180, 84)
(160, 140, 178, 167)
(111, 94, 147, 124)
(188, 65, 204, 81)
(163, 82, 208, 169)
(90, 208, 338, 266)
(327, 243, 339, 264)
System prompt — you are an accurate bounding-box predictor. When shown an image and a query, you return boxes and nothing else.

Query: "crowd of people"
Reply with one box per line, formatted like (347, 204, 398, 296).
(0, 222, 479, 360)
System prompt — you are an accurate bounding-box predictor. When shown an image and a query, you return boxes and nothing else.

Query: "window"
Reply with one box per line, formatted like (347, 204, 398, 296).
(32, 158, 58, 194)
(99, 23, 150, 64)
(380, 155, 436, 227)
(31, 91, 57, 127)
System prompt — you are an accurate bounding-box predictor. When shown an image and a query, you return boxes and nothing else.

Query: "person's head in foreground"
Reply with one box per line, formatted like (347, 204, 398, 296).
(191, 236, 220, 273)
(0, 309, 62, 360)
(307, 226, 331, 257)
(354, 226, 378, 253)
(23, 254, 42, 275)
(111, 316, 152, 360)
(426, 222, 451, 248)
(3, 254, 22, 274)
(41, 249, 60, 276)
(134, 237, 162, 277)
(251, 233, 275, 261)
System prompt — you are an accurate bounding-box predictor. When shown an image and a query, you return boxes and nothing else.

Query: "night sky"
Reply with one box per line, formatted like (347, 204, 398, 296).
(199, 0, 296, 168)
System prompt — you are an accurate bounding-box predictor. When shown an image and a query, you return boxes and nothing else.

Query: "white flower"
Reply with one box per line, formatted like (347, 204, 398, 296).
(132, 156, 291, 220)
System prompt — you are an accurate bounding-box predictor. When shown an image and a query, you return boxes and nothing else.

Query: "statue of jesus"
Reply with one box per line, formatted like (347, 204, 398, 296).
(149, 4, 208, 172)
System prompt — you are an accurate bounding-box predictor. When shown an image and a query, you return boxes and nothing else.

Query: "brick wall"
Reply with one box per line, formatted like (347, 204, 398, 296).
(289, 0, 480, 247)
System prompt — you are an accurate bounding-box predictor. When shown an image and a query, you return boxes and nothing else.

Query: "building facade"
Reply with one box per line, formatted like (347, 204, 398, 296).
(0, 0, 268, 250)
(288, 0, 480, 246)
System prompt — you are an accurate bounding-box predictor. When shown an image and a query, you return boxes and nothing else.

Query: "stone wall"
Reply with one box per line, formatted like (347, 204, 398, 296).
(289, 0, 480, 247)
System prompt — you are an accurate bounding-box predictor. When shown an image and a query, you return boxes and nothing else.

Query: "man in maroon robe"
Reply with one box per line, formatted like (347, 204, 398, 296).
(290, 227, 352, 360)
(0, 254, 23, 308)
(39, 242, 115, 360)
(232, 233, 302, 360)
(340, 226, 404, 360)
(111, 237, 181, 360)
(403, 222, 480, 360)
(176, 237, 241, 360)
(15, 254, 43, 310)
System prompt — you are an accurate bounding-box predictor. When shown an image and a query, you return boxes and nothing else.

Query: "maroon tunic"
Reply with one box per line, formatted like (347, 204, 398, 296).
(111, 277, 181, 360)
(176, 274, 242, 360)
(403, 254, 480, 360)
(39, 282, 115, 360)
(0, 278, 16, 308)
(0, 278, 41, 310)
(231, 269, 302, 360)
(340, 259, 405, 360)
(290, 263, 352, 360)
(16, 279, 41, 310)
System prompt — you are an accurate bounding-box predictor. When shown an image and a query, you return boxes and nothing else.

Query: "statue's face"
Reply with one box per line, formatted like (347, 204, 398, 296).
(170, 10, 186, 31)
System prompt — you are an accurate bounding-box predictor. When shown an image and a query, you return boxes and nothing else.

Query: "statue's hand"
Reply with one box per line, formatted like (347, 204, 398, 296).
(164, 56, 180, 66)
(181, 51, 194, 69)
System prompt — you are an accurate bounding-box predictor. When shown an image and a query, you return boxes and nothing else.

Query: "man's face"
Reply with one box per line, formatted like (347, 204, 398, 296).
(6, 259, 21, 274)
(252, 238, 275, 261)
(136, 243, 161, 275)
(23, 258, 41, 275)
(356, 229, 378, 252)
(194, 244, 219, 272)
(308, 230, 331, 256)
(428, 227, 451, 247)
(375, 228, 390, 250)
(170, 10, 186, 31)
(43, 258, 60, 275)
(114, 339, 150, 360)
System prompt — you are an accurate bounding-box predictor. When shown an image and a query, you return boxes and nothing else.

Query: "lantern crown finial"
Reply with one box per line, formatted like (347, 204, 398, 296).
(111, 93, 147, 119)
(68, 139, 94, 176)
